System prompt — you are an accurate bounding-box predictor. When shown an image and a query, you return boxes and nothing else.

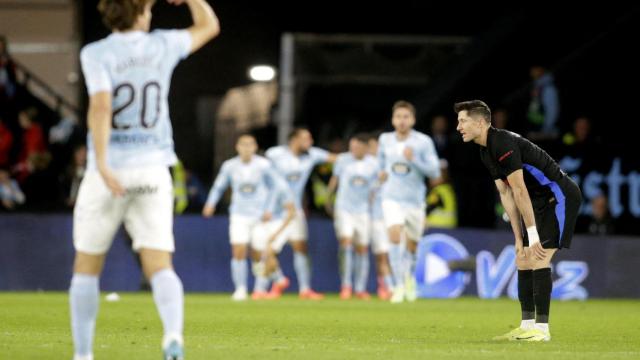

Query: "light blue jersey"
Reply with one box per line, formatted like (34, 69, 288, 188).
(378, 130, 440, 207)
(265, 145, 329, 209)
(206, 155, 285, 219)
(371, 184, 384, 221)
(333, 153, 379, 214)
(268, 182, 296, 221)
(80, 30, 192, 170)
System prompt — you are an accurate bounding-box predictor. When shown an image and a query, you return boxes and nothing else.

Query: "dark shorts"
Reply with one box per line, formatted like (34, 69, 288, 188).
(523, 176, 582, 249)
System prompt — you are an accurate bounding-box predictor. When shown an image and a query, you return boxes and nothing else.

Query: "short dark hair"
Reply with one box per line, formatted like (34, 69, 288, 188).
(392, 100, 416, 117)
(288, 127, 309, 141)
(236, 133, 256, 142)
(453, 100, 491, 123)
(351, 132, 370, 143)
(98, 0, 153, 31)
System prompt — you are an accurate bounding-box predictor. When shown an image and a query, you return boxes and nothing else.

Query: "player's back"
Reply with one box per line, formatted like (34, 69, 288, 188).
(80, 29, 191, 170)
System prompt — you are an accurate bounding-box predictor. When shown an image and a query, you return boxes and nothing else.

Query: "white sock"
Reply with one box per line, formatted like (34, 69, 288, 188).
(405, 250, 416, 278)
(254, 275, 270, 293)
(520, 319, 535, 330)
(535, 323, 549, 333)
(270, 268, 285, 283)
(293, 252, 311, 292)
(341, 245, 354, 288)
(231, 259, 248, 291)
(354, 252, 369, 293)
(389, 243, 404, 288)
(150, 269, 184, 348)
(70, 274, 99, 358)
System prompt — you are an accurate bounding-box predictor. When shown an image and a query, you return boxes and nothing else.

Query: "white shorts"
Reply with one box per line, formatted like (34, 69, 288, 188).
(334, 211, 370, 246)
(73, 167, 174, 255)
(251, 218, 292, 254)
(371, 219, 391, 254)
(229, 215, 261, 245)
(381, 200, 426, 242)
(288, 211, 308, 242)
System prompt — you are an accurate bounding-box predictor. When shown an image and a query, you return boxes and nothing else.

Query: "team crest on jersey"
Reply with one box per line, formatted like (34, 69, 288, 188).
(239, 183, 257, 194)
(350, 176, 368, 187)
(286, 172, 302, 182)
(391, 162, 411, 175)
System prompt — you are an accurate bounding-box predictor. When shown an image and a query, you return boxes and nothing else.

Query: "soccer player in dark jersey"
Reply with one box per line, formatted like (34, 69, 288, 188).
(454, 100, 582, 342)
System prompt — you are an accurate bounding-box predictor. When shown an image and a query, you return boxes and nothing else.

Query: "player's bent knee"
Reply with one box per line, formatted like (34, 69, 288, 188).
(291, 240, 307, 253)
(139, 248, 173, 279)
(388, 226, 403, 244)
(73, 252, 106, 275)
(232, 245, 248, 259)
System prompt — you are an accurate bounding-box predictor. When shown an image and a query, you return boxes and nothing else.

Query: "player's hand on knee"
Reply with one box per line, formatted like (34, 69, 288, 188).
(98, 167, 125, 197)
(529, 242, 547, 261)
(202, 205, 215, 217)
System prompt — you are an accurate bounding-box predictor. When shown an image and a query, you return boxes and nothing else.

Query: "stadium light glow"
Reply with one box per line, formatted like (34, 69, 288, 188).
(248, 65, 276, 82)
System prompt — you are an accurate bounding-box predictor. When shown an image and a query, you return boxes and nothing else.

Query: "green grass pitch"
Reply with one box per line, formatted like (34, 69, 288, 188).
(1, 293, 639, 359)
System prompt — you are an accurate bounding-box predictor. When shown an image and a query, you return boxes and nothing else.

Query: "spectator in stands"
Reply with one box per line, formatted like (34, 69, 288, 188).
(0, 115, 13, 168)
(426, 159, 457, 228)
(185, 168, 207, 212)
(588, 194, 615, 236)
(0, 167, 25, 210)
(14, 107, 49, 182)
(0, 35, 17, 103)
(60, 144, 86, 207)
(527, 65, 559, 141)
(430, 115, 452, 160)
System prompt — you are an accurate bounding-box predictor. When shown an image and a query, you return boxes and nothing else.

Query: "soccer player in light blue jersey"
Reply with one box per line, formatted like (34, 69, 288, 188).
(265, 128, 337, 300)
(378, 101, 441, 303)
(367, 133, 394, 301)
(202, 134, 285, 301)
(327, 133, 379, 300)
(71, 1, 219, 359)
(250, 178, 297, 300)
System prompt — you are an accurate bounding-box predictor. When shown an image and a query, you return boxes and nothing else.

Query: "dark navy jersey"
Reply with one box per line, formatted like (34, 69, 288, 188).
(479, 127, 566, 200)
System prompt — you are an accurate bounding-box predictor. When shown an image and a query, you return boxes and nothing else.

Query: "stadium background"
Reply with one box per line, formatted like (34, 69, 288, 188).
(1, 1, 640, 359)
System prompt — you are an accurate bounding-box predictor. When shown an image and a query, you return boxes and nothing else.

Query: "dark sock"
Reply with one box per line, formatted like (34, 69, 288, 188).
(518, 270, 535, 320)
(533, 268, 552, 324)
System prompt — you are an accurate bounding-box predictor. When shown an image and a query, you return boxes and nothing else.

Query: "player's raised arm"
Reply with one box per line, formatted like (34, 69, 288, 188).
(169, 0, 220, 54)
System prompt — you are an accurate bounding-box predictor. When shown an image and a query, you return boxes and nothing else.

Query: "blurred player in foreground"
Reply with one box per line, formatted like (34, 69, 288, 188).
(71, 1, 218, 359)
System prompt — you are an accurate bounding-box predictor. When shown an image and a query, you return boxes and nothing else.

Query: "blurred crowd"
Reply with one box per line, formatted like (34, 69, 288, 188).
(0, 34, 620, 235)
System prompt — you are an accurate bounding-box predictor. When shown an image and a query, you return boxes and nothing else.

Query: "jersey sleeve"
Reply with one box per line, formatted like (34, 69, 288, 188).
(265, 147, 278, 162)
(205, 162, 231, 207)
(310, 147, 330, 164)
(491, 132, 522, 177)
(377, 134, 386, 170)
(332, 154, 345, 177)
(80, 46, 112, 95)
(155, 29, 192, 64)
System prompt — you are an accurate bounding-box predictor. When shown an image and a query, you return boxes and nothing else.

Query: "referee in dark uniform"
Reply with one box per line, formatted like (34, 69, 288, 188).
(454, 100, 582, 342)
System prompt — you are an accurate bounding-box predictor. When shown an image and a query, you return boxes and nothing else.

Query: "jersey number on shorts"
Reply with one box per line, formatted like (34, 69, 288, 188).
(112, 81, 161, 129)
